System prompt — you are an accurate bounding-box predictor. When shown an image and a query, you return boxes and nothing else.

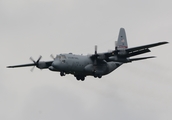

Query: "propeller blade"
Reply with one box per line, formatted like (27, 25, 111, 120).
(115, 41, 118, 50)
(36, 56, 42, 63)
(50, 54, 55, 60)
(30, 66, 35, 72)
(95, 45, 97, 55)
(29, 56, 42, 70)
(30, 57, 36, 64)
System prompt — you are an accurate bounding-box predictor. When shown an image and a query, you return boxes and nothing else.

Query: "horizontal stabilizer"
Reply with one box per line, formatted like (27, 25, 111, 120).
(108, 56, 155, 63)
(130, 56, 156, 62)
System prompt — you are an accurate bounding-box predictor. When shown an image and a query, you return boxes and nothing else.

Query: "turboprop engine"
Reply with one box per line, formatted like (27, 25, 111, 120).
(37, 62, 48, 69)
(29, 56, 50, 71)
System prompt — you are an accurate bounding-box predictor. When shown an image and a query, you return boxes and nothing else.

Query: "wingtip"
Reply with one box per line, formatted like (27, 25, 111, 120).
(151, 56, 156, 58)
(161, 41, 169, 44)
(7, 66, 13, 68)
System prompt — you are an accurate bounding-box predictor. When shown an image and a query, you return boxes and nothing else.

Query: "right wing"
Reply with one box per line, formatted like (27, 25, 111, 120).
(7, 61, 53, 69)
(7, 63, 36, 68)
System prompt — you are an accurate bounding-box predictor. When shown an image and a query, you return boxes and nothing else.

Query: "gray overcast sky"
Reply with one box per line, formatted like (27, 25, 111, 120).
(0, 0, 172, 120)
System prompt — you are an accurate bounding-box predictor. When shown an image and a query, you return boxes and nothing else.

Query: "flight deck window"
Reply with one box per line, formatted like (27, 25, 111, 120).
(59, 55, 66, 63)
(59, 55, 66, 59)
(62, 60, 66, 63)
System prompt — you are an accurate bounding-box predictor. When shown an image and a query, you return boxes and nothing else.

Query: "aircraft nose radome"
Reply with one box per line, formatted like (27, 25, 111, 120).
(49, 61, 60, 71)
(52, 61, 60, 69)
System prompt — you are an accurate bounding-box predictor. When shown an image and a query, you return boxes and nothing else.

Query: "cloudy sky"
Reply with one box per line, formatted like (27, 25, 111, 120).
(0, 0, 172, 120)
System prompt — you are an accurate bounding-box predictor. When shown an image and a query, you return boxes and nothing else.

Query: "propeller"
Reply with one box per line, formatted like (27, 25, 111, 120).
(93, 45, 98, 65)
(30, 56, 42, 72)
(50, 54, 55, 60)
(95, 45, 97, 55)
(115, 41, 118, 50)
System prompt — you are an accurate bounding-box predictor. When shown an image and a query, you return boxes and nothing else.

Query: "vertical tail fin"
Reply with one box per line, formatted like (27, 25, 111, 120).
(115, 28, 128, 50)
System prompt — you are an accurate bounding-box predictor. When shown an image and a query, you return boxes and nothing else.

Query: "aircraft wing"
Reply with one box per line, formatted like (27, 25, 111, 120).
(126, 41, 168, 52)
(91, 41, 168, 62)
(7, 61, 53, 71)
(117, 41, 168, 57)
(7, 63, 37, 68)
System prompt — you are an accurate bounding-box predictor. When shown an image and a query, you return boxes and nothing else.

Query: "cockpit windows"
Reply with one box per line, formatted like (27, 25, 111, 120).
(56, 55, 66, 63)
(56, 55, 66, 59)
(60, 55, 66, 59)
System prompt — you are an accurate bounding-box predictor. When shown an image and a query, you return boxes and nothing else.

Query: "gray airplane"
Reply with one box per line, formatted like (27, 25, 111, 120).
(7, 28, 168, 81)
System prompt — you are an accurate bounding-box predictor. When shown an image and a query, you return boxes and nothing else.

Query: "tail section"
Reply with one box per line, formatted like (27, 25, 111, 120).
(115, 28, 128, 50)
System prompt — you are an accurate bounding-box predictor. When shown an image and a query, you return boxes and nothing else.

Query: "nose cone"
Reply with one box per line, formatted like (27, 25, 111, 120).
(52, 60, 61, 69)
(49, 60, 61, 71)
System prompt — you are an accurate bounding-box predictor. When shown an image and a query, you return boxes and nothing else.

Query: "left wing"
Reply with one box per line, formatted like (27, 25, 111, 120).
(124, 41, 168, 57)
(90, 41, 168, 63)
(126, 41, 168, 52)
(109, 41, 168, 58)
(7, 61, 52, 68)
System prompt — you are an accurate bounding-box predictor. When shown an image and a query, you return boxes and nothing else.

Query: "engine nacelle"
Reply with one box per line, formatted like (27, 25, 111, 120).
(37, 62, 49, 69)
(97, 54, 106, 60)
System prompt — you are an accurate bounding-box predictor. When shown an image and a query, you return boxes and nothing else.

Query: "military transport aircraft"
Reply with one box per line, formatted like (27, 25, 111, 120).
(7, 28, 168, 81)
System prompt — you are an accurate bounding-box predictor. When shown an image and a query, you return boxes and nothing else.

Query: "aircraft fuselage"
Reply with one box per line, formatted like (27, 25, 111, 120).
(49, 53, 122, 79)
